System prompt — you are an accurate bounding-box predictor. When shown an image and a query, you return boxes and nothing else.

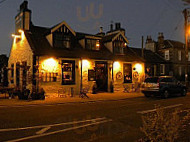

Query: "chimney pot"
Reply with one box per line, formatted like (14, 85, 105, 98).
(115, 23, 121, 30)
(110, 24, 113, 31)
(100, 27, 103, 33)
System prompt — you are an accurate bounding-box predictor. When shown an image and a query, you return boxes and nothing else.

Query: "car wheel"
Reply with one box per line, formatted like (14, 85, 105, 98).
(144, 93, 150, 97)
(162, 90, 169, 99)
(181, 88, 186, 97)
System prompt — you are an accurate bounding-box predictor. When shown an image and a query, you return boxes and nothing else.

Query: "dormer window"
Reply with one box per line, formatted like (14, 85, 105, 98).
(113, 41, 125, 54)
(53, 33, 71, 48)
(86, 39, 100, 50)
(112, 34, 127, 54)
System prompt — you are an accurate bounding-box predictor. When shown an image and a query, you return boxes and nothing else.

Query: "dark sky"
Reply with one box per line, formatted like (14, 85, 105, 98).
(0, 0, 187, 56)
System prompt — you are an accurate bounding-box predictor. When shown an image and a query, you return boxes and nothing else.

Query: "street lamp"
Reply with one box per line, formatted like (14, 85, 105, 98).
(183, 9, 190, 88)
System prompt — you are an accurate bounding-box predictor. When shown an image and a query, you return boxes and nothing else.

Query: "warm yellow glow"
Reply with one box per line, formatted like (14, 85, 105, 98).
(134, 63, 143, 73)
(12, 34, 21, 38)
(82, 60, 90, 70)
(42, 58, 58, 73)
(12, 29, 25, 44)
(96, 43, 100, 47)
(124, 43, 127, 47)
(113, 61, 121, 71)
(18, 29, 24, 39)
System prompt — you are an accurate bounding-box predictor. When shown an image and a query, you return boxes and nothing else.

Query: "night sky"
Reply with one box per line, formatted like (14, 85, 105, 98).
(0, 0, 188, 56)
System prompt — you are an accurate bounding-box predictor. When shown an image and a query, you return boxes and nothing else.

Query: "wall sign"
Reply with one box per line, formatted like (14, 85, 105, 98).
(116, 71, 123, 80)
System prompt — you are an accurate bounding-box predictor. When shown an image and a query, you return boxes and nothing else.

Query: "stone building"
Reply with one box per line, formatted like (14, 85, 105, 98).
(8, 1, 145, 97)
(145, 33, 190, 81)
(130, 47, 168, 77)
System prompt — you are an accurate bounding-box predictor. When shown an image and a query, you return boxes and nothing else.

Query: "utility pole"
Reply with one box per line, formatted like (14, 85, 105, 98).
(183, 9, 189, 88)
(142, 36, 144, 58)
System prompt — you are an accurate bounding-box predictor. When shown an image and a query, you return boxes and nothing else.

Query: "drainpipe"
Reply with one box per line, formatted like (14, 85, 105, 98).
(80, 58, 83, 93)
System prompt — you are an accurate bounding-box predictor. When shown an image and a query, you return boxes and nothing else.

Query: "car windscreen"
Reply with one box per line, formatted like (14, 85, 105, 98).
(144, 77, 159, 83)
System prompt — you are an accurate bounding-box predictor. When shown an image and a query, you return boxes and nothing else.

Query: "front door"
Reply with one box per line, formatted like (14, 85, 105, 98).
(95, 61, 108, 92)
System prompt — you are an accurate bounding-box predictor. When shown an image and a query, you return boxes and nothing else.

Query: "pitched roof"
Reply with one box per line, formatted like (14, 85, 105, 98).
(102, 33, 118, 42)
(24, 25, 143, 62)
(25, 25, 113, 60)
(113, 48, 144, 62)
(130, 47, 167, 64)
(156, 40, 184, 49)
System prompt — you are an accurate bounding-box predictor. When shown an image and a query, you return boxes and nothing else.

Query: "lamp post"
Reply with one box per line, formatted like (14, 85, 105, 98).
(183, 9, 189, 88)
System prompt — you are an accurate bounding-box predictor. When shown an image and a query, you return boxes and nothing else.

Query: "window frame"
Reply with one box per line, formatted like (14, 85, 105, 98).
(123, 63, 132, 83)
(61, 60, 75, 85)
(165, 50, 170, 60)
(85, 39, 100, 51)
(160, 64, 165, 75)
(53, 33, 71, 48)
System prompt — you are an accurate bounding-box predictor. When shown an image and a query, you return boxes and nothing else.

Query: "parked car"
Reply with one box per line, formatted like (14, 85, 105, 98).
(141, 76, 187, 98)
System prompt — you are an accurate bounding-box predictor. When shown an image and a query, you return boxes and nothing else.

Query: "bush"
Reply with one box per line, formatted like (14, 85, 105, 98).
(140, 105, 190, 142)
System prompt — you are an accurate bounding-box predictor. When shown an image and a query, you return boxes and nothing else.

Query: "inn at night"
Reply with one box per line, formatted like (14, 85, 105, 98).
(8, 1, 145, 97)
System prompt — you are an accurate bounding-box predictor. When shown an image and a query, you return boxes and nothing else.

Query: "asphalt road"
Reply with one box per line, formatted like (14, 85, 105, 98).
(0, 94, 190, 142)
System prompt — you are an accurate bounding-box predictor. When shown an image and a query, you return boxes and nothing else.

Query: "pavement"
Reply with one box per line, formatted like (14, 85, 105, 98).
(0, 91, 144, 107)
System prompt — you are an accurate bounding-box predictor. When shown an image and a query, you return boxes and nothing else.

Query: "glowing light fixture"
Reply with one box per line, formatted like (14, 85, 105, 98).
(82, 59, 90, 70)
(12, 29, 24, 44)
(134, 63, 142, 73)
(124, 43, 127, 47)
(42, 58, 58, 73)
(113, 61, 121, 71)
(12, 34, 21, 38)
(96, 43, 100, 47)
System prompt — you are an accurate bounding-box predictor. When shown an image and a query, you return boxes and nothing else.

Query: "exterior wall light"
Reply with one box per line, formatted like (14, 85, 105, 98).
(41, 58, 58, 73)
(134, 63, 142, 73)
(113, 61, 121, 71)
(82, 59, 90, 70)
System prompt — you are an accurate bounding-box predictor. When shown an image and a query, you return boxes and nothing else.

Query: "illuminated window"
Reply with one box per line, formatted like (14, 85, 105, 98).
(86, 39, 100, 50)
(165, 50, 169, 60)
(41, 58, 59, 82)
(123, 64, 132, 83)
(62, 60, 75, 85)
(41, 72, 58, 82)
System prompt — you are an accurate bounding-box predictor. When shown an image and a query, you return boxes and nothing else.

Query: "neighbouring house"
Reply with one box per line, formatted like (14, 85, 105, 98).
(0, 54, 8, 86)
(8, 1, 145, 97)
(130, 47, 169, 78)
(145, 33, 189, 81)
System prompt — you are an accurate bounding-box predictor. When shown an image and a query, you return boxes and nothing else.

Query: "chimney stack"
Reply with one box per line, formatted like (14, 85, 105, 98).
(15, 0, 32, 32)
(20, 0, 28, 11)
(110, 23, 113, 31)
(115, 23, 121, 30)
(100, 27, 103, 33)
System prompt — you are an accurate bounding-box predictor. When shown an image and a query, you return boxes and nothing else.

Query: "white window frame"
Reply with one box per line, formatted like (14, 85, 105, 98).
(160, 64, 165, 75)
(178, 50, 181, 61)
(165, 50, 169, 60)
